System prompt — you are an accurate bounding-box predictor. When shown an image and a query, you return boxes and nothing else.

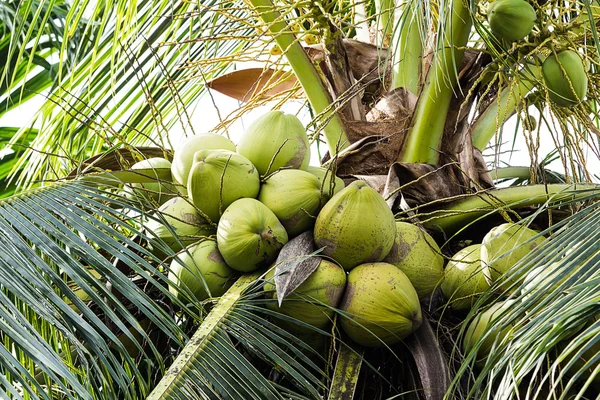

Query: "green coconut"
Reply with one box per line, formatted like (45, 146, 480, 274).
(463, 300, 516, 367)
(314, 180, 396, 271)
(542, 51, 588, 107)
(188, 150, 260, 223)
(264, 258, 346, 332)
(339, 262, 422, 347)
(171, 134, 236, 193)
(125, 157, 176, 205)
(237, 111, 310, 176)
(481, 223, 545, 292)
(487, 0, 536, 42)
(383, 222, 444, 299)
(217, 198, 288, 272)
(144, 197, 215, 255)
(64, 268, 102, 312)
(258, 169, 322, 237)
(441, 244, 489, 312)
(168, 240, 235, 301)
(306, 165, 345, 204)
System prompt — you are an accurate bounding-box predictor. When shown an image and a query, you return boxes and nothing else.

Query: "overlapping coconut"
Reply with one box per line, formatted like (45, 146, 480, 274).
(383, 222, 444, 299)
(441, 244, 489, 312)
(188, 150, 260, 222)
(258, 169, 322, 237)
(168, 240, 235, 301)
(237, 111, 310, 176)
(217, 198, 288, 272)
(125, 157, 176, 205)
(339, 262, 421, 347)
(306, 165, 345, 204)
(314, 180, 396, 271)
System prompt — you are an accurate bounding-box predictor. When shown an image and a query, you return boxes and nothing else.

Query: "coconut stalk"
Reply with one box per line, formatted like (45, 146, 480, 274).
(247, 0, 350, 156)
(375, 0, 395, 46)
(400, 0, 473, 164)
(390, 0, 422, 95)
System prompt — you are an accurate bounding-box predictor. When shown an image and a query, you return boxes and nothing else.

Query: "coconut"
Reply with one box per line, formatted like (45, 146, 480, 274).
(306, 165, 345, 204)
(258, 169, 322, 237)
(237, 111, 310, 176)
(487, 0, 536, 42)
(383, 222, 444, 299)
(217, 198, 288, 272)
(264, 258, 346, 331)
(339, 262, 421, 347)
(170, 134, 236, 193)
(542, 51, 588, 107)
(463, 300, 516, 367)
(64, 268, 102, 312)
(441, 244, 489, 312)
(125, 157, 176, 205)
(314, 180, 396, 271)
(481, 223, 545, 292)
(188, 150, 260, 222)
(144, 197, 215, 254)
(168, 240, 235, 301)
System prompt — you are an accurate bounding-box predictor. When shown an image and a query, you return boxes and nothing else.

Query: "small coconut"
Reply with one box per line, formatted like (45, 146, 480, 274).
(383, 222, 444, 299)
(339, 262, 422, 347)
(217, 198, 288, 272)
(463, 300, 516, 367)
(144, 197, 215, 255)
(171, 134, 236, 193)
(306, 165, 345, 204)
(264, 258, 346, 332)
(481, 223, 545, 292)
(237, 111, 310, 176)
(64, 267, 102, 312)
(188, 150, 260, 222)
(125, 157, 176, 205)
(258, 169, 322, 237)
(168, 240, 235, 301)
(314, 180, 396, 270)
(441, 244, 489, 312)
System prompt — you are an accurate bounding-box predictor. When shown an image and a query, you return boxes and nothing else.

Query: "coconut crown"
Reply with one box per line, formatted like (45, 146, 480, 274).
(264, 258, 346, 331)
(187, 149, 260, 223)
(236, 111, 310, 176)
(168, 240, 235, 301)
(314, 180, 397, 270)
(217, 198, 288, 272)
(542, 50, 588, 107)
(487, 0, 536, 42)
(339, 262, 422, 347)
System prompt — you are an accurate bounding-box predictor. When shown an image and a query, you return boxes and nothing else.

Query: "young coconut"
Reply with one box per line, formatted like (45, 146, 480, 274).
(383, 222, 444, 299)
(481, 223, 545, 292)
(314, 180, 396, 270)
(168, 240, 235, 302)
(258, 169, 322, 237)
(170, 133, 236, 193)
(542, 51, 588, 107)
(188, 150, 260, 222)
(487, 0, 536, 42)
(264, 258, 346, 332)
(144, 197, 215, 255)
(237, 111, 310, 176)
(463, 300, 516, 367)
(217, 198, 288, 272)
(125, 157, 175, 205)
(306, 165, 345, 204)
(441, 244, 489, 312)
(339, 262, 422, 347)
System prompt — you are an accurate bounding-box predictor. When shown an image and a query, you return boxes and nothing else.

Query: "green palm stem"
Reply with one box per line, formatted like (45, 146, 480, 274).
(421, 184, 600, 233)
(375, 0, 395, 46)
(399, 0, 473, 164)
(488, 166, 532, 181)
(471, 65, 541, 150)
(390, 0, 422, 95)
(248, 0, 350, 157)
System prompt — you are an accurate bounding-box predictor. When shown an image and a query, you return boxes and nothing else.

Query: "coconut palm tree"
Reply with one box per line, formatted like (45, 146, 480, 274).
(1, 0, 600, 398)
